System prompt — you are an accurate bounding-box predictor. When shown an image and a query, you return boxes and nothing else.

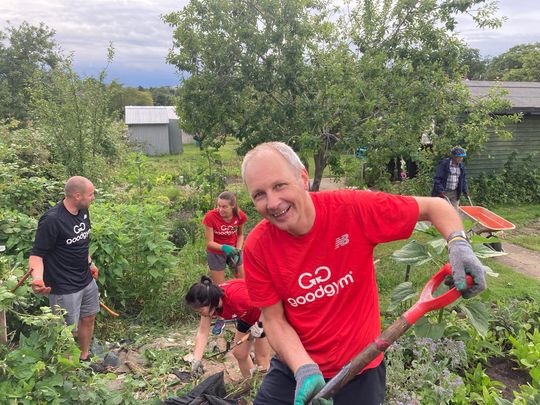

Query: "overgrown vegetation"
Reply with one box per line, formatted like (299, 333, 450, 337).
(2, 10, 540, 404)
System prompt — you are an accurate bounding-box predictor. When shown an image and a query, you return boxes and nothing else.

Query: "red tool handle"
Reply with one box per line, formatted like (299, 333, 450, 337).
(310, 263, 471, 402)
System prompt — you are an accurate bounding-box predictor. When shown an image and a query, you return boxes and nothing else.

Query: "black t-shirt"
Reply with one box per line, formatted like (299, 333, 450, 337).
(30, 201, 93, 294)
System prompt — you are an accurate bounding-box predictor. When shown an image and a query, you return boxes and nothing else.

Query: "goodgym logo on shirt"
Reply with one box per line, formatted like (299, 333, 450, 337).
(66, 222, 91, 245)
(215, 224, 238, 236)
(287, 266, 354, 307)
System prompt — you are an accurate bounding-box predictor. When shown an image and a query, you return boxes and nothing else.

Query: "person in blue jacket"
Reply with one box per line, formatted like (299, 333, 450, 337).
(431, 146, 470, 208)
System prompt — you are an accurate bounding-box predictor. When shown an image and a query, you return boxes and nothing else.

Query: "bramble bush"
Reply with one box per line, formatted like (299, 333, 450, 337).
(472, 152, 540, 206)
(0, 307, 136, 404)
(90, 202, 178, 318)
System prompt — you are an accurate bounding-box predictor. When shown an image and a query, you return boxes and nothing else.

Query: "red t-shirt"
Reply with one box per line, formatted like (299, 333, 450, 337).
(243, 190, 418, 378)
(203, 209, 247, 254)
(216, 279, 260, 325)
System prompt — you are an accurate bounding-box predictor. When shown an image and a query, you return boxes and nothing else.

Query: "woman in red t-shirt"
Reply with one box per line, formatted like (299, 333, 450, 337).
(202, 191, 247, 284)
(186, 276, 271, 378)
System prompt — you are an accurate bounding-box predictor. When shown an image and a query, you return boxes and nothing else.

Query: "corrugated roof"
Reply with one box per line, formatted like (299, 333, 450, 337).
(464, 80, 540, 110)
(125, 106, 178, 124)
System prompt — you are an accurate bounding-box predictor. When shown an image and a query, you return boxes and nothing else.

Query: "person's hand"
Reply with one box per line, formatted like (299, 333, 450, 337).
(191, 359, 204, 377)
(438, 192, 445, 199)
(249, 321, 264, 338)
(294, 364, 332, 405)
(221, 244, 238, 256)
(448, 234, 487, 299)
(226, 249, 241, 267)
(90, 264, 99, 279)
(30, 279, 51, 295)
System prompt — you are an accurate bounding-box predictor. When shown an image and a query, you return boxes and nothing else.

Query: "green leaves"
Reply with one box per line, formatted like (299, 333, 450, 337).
(458, 300, 490, 338)
(391, 240, 432, 266)
(388, 281, 418, 311)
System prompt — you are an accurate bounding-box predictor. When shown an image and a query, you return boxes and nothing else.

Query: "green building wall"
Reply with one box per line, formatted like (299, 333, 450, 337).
(467, 115, 540, 178)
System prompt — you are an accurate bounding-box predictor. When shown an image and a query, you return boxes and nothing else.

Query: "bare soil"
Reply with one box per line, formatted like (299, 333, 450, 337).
(485, 357, 531, 400)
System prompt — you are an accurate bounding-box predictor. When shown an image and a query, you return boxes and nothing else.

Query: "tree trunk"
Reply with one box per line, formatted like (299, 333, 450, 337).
(311, 149, 327, 191)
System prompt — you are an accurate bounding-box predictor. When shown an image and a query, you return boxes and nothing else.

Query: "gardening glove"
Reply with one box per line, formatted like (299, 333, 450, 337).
(191, 359, 204, 377)
(226, 249, 241, 268)
(447, 232, 487, 299)
(30, 279, 51, 295)
(221, 244, 238, 256)
(294, 364, 332, 405)
(89, 263, 99, 279)
(249, 321, 264, 338)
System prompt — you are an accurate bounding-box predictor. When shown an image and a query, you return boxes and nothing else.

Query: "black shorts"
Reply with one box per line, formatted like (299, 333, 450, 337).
(236, 319, 266, 338)
(254, 356, 385, 405)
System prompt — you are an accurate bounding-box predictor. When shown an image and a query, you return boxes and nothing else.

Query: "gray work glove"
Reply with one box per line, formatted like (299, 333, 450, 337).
(191, 360, 204, 377)
(448, 235, 487, 299)
(294, 364, 332, 405)
(249, 321, 264, 338)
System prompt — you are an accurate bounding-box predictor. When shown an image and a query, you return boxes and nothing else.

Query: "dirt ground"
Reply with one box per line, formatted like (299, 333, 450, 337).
(494, 219, 540, 282)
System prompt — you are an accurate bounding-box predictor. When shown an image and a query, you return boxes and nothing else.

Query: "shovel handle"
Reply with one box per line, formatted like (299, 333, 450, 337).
(11, 268, 34, 293)
(100, 301, 119, 317)
(311, 264, 471, 402)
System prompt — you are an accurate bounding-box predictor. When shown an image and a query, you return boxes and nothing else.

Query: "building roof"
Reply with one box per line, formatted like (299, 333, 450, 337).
(464, 80, 540, 112)
(125, 106, 178, 124)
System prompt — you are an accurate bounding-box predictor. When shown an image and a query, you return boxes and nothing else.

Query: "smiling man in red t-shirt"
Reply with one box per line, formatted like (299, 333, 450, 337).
(241, 142, 487, 405)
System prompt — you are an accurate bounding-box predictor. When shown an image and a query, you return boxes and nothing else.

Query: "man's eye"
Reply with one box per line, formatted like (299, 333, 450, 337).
(252, 192, 263, 200)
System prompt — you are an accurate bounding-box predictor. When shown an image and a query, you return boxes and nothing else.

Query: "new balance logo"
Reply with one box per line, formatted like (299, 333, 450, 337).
(335, 234, 349, 249)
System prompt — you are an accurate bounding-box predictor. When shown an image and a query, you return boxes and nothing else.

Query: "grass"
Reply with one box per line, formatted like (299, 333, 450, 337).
(490, 204, 540, 251)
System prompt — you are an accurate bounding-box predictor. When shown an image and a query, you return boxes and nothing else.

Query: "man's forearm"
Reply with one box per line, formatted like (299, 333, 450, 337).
(415, 196, 463, 238)
(263, 309, 315, 373)
(28, 255, 44, 279)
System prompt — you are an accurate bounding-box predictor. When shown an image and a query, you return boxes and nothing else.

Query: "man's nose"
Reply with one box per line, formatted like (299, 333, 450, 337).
(266, 191, 280, 210)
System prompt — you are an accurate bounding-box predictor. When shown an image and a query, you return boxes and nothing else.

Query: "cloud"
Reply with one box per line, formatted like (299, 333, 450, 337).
(2, 0, 540, 86)
(1, 0, 188, 86)
(455, 0, 540, 57)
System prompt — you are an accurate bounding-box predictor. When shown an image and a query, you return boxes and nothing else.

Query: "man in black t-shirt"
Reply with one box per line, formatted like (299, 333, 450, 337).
(29, 176, 100, 361)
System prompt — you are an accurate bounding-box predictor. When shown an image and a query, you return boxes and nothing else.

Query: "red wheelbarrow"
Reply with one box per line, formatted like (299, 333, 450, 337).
(459, 205, 515, 252)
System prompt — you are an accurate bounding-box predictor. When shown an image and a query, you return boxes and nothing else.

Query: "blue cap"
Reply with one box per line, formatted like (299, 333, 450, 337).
(451, 147, 466, 157)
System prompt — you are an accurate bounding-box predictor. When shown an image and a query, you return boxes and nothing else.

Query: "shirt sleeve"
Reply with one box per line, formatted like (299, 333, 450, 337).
(202, 211, 213, 227)
(30, 213, 59, 257)
(352, 191, 419, 245)
(243, 236, 281, 308)
(239, 210, 247, 225)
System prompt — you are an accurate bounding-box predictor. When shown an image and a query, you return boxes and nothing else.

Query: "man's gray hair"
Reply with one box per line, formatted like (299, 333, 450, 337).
(241, 142, 305, 180)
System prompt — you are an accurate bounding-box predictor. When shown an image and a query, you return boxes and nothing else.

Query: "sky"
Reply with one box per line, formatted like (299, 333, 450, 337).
(1, 0, 539, 88)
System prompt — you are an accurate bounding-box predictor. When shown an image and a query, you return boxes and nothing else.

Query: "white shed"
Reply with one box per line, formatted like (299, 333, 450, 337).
(125, 106, 194, 155)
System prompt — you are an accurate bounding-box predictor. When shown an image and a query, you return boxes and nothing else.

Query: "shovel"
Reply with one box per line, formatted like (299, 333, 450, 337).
(12, 268, 120, 317)
(310, 263, 472, 403)
(206, 333, 252, 359)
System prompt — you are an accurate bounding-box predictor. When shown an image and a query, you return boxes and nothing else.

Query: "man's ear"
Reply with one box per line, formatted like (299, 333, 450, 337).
(300, 169, 310, 191)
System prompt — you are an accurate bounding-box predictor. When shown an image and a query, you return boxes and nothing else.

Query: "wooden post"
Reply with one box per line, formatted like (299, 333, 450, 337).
(0, 310, 6, 344)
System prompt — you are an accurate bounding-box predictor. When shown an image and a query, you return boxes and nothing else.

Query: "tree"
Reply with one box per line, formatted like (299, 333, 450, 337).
(109, 83, 154, 118)
(459, 46, 487, 80)
(0, 21, 61, 123)
(484, 43, 540, 81)
(29, 47, 127, 180)
(165, 0, 515, 190)
(148, 86, 177, 106)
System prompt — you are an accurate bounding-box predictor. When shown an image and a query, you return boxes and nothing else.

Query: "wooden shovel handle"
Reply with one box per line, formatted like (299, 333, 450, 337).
(100, 301, 119, 317)
(11, 268, 34, 293)
(311, 264, 471, 402)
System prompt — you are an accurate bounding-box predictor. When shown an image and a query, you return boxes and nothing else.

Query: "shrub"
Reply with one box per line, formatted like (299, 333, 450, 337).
(472, 152, 540, 206)
(90, 202, 178, 317)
